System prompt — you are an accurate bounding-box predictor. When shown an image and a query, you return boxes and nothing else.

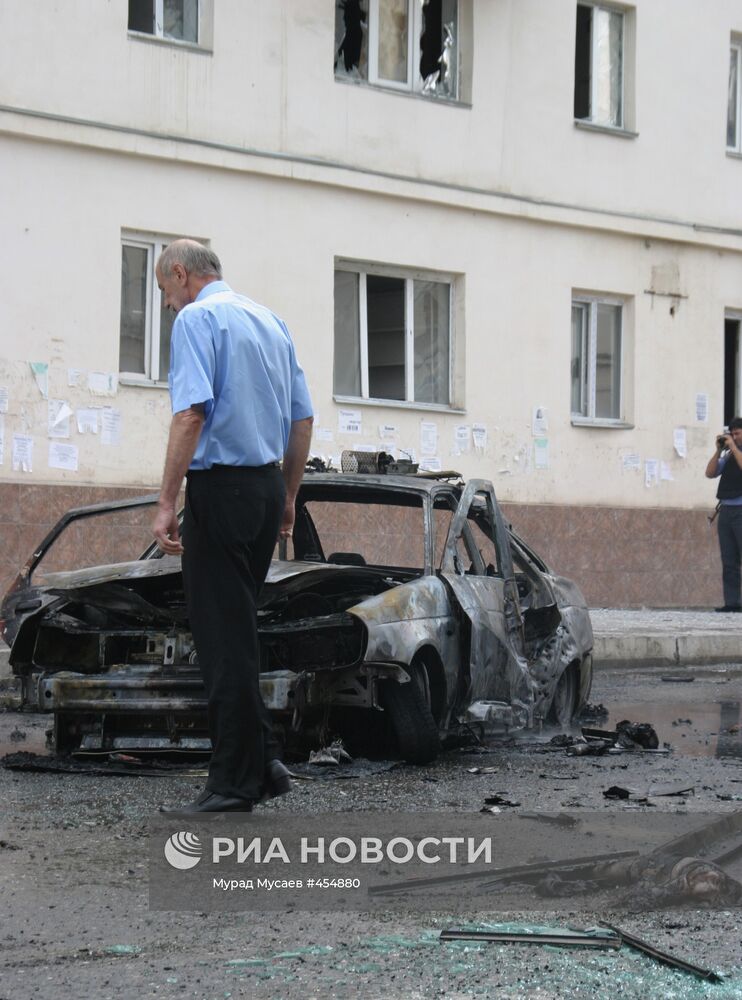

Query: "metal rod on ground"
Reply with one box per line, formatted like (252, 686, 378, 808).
(439, 929, 621, 949)
(599, 922, 724, 983)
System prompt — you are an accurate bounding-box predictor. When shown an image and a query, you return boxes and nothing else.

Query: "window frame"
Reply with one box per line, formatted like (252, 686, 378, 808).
(119, 233, 175, 387)
(570, 293, 625, 425)
(128, 0, 202, 48)
(337, 0, 461, 102)
(334, 261, 455, 410)
(575, 2, 626, 130)
(728, 41, 742, 153)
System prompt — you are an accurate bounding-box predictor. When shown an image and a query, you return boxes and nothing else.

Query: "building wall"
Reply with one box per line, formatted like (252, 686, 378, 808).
(1, 1, 741, 607)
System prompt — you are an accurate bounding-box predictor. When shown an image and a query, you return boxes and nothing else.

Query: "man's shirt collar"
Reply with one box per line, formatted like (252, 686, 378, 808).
(195, 280, 231, 301)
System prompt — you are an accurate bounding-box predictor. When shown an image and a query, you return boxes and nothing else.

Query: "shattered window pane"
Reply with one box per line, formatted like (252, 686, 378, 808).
(420, 0, 457, 98)
(378, 0, 409, 83)
(413, 279, 450, 405)
(367, 275, 406, 401)
(120, 244, 149, 375)
(305, 500, 424, 568)
(128, 0, 154, 34)
(728, 45, 740, 150)
(335, 1, 368, 79)
(163, 0, 198, 43)
(334, 271, 362, 397)
(574, 4, 623, 126)
(595, 303, 621, 419)
(570, 303, 588, 417)
(594, 7, 623, 127)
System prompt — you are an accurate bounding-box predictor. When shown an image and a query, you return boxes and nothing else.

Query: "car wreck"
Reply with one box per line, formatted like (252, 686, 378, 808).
(1, 472, 593, 763)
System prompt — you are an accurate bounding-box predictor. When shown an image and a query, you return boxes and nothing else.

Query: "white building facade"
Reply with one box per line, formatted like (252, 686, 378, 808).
(1, 0, 741, 606)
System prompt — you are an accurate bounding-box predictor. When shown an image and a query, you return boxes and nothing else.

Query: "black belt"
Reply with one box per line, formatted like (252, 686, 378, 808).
(187, 462, 280, 478)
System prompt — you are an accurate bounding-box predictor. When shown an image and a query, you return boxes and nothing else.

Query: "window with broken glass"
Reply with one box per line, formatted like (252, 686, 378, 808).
(728, 41, 742, 152)
(334, 0, 459, 100)
(574, 3, 624, 128)
(571, 297, 623, 422)
(334, 266, 452, 407)
(119, 236, 176, 384)
(128, 0, 199, 44)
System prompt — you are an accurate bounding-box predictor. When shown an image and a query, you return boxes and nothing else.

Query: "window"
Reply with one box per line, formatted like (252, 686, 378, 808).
(119, 235, 176, 383)
(334, 265, 452, 406)
(571, 296, 623, 421)
(729, 41, 741, 151)
(128, 0, 198, 44)
(574, 3, 624, 127)
(334, 0, 459, 100)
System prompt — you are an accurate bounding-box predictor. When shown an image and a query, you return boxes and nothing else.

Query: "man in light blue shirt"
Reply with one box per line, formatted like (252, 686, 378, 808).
(152, 240, 313, 812)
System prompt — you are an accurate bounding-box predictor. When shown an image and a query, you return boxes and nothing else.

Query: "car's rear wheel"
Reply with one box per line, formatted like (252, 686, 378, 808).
(380, 675, 440, 764)
(546, 662, 579, 727)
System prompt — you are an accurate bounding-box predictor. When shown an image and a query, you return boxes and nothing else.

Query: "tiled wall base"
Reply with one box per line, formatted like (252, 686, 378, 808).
(0, 483, 724, 609)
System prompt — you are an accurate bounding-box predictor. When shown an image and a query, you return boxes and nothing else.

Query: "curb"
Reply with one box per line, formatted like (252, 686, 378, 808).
(593, 633, 742, 669)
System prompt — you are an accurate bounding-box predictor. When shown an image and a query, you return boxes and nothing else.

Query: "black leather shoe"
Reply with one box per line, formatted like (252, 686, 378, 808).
(715, 605, 742, 612)
(262, 759, 292, 801)
(161, 791, 254, 814)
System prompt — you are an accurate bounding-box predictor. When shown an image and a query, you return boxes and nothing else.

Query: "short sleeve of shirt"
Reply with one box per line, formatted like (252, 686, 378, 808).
(169, 308, 216, 415)
(281, 323, 313, 421)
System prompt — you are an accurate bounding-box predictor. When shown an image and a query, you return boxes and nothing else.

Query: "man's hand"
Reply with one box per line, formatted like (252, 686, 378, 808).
(152, 504, 183, 554)
(278, 497, 295, 540)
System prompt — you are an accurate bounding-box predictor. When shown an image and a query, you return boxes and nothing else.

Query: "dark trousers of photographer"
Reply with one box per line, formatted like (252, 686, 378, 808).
(718, 505, 742, 608)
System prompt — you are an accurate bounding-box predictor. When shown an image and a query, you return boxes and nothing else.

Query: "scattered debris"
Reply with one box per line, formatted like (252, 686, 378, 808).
(9, 729, 26, 743)
(647, 781, 694, 797)
(439, 926, 621, 950)
(1, 751, 207, 778)
(604, 785, 631, 800)
(483, 795, 520, 808)
(661, 675, 695, 683)
(672, 718, 692, 726)
(615, 720, 659, 750)
(599, 921, 724, 983)
(466, 765, 500, 775)
(308, 740, 353, 766)
(575, 702, 609, 721)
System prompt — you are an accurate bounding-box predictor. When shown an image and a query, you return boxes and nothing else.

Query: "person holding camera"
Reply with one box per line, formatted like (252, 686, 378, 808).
(706, 416, 742, 611)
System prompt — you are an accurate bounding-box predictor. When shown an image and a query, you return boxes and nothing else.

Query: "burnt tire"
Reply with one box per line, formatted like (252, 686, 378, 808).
(546, 662, 579, 727)
(381, 679, 440, 765)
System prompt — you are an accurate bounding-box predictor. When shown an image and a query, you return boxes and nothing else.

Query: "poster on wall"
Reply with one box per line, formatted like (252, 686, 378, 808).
(12, 434, 33, 472)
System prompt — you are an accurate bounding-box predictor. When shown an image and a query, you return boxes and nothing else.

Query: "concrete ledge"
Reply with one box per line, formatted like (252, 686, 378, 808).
(594, 631, 742, 669)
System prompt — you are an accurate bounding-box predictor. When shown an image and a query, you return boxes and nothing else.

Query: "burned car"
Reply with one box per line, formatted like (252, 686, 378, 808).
(1, 473, 593, 763)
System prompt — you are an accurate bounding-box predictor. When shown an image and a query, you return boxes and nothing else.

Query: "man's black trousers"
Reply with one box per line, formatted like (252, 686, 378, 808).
(718, 504, 742, 608)
(182, 463, 286, 800)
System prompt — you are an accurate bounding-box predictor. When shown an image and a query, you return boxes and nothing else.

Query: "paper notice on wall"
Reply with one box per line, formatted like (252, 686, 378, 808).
(0, 414, 4, 465)
(48, 399, 72, 438)
(419, 457, 442, 472)
(534, 438, 549, 470)
(12, 434, 33, 472)
(338, 409, 362, 435)
(660, 462, 674, 481)
(314, 427, 333, 442)
(88, 371, 118, 396)
(378, 423, 398, 441)
(76, 408, 99, 434)
(695, 393, 709, 423)
(622, 453, 641, 473)
(420, 421, 438, 456)
(454, 425, 471, 454)
(0, 387, 8, 413)
(355, 443, 375, 452)
(472, 423, 487, 452)
(101, 408, 122, 445)
(48, 442, 79, 472)
(30, 362, 48, 399)
(673, 427, 688, 458)
(645, 459, 659, 488)
(532, 407, 548, 436)
(67, 368, 84, 387)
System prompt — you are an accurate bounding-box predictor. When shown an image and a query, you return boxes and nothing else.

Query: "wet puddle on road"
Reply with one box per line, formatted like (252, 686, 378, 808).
(607, 700, 742, 759)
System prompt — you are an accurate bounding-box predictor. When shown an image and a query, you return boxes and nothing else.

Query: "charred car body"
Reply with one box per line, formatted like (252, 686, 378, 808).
(1, 474, 593, 763)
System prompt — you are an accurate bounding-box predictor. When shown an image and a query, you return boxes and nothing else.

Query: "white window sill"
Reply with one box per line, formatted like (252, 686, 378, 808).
(127, 31, 211, 55)
(571, 416, 634, 429)
(726, 149, 742, 159)
(574, 119, 638, 139)
(334, 395, 465, 415)
(334, 74, 470, 109)
(119, 376, 169, 389)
